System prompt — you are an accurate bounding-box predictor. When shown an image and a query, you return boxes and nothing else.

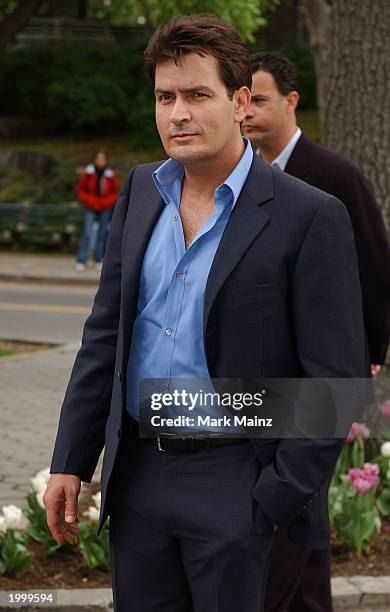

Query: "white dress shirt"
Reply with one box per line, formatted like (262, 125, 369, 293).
(270, 127, 302, 171)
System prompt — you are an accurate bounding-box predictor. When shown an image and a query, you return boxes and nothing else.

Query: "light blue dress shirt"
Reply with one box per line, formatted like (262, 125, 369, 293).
(126, 138, 253, 420)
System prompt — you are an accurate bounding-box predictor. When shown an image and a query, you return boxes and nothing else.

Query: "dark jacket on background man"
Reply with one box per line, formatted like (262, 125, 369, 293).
(285, 134, 390, 364)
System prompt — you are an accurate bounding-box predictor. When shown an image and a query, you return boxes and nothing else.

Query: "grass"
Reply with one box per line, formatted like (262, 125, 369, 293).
(0, 347, 13, 357)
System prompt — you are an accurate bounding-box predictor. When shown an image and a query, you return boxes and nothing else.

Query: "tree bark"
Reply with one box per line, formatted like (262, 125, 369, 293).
(301, 0, 331, 123)
(0, 0, 48, 50)
(321, 0, 390, 232)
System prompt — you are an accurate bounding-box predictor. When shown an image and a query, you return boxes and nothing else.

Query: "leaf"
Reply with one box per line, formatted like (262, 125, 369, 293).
(377, 488, 390, 516)
(0, 529, 31, 575)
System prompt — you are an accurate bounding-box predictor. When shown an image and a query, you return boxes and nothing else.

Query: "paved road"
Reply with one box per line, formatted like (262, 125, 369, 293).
(0, 282, 96, 344)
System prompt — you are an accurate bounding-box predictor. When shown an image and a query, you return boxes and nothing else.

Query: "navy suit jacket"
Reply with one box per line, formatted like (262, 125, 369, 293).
(50, 154, 367, 550)
(285, 134, 390, 364)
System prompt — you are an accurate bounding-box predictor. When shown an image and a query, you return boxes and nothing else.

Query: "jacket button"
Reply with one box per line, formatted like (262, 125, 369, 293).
(116, 427, 121, 439)
(117, 370, 122, 383)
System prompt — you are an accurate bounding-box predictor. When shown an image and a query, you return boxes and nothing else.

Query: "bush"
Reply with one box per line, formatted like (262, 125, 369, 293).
(0, 40, 158, 147)
(0, 40, 316, 145)
(47, 74, 129, 133)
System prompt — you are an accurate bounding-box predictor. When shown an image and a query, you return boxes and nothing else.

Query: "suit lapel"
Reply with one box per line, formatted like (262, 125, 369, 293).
(203, 155, 274, 335)
(284, 133, 309, 180)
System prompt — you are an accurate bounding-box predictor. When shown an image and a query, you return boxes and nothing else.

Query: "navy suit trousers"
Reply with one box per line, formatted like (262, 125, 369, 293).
(108, 414, 275, 611)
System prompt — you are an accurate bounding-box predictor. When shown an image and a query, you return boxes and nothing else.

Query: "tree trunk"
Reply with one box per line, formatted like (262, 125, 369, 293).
(0, 0, 48, 50)
(322, 0, 390, 232)
(301, 0, 331, 123)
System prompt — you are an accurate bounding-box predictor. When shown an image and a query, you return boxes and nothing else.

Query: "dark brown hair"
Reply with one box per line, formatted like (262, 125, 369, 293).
(250, 52, 297, 95)
(144, 14, 252, 99)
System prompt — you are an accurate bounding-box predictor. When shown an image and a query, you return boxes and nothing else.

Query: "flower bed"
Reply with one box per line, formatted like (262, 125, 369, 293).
(0, 401, 389, 588)
(0, 470, 109, 586)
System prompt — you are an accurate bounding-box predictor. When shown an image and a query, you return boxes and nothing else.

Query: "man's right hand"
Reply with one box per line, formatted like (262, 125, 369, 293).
(43, 474, 82, 545)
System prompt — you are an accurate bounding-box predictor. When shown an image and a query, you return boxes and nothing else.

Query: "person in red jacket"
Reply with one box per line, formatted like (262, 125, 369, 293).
(75, 151, 120, 271)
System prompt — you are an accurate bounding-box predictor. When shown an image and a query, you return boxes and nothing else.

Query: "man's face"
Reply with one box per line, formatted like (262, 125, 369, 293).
(154, 53, 248, 165)
(242, 70, 292, 148)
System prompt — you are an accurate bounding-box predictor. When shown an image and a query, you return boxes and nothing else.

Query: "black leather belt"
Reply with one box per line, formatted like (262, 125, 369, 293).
(143, 434, 248, 453)
(122, 411, 248, 453)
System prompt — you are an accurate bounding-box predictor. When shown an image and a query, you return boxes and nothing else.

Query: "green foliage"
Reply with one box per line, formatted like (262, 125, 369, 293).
(76, 521, 110, 571)
(25, 492, 64, 556)
(334, 439, 365, 478)
(47, 75, 129, 133)
(0, 529, 31, 575)
(0, 39, 316, 144)
(0, 0, 18, 16)
(334, 487, 381, 556)
(329, 436, 390, 555)
(0, 40, 158, 143)
(371, 453, 390, 516)
(376, 488, 390, 517)
(0, 164, 38, 204)
(89, 0, 279, 41)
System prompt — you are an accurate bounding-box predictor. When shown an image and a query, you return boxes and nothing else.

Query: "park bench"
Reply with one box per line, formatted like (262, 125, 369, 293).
(0, 203, 83, 250)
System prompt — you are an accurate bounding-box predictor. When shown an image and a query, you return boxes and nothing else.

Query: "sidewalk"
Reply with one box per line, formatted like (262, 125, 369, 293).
(0, 343, 102, 510)
(1, 578, 390, 611)
(0, 253, 100, 286)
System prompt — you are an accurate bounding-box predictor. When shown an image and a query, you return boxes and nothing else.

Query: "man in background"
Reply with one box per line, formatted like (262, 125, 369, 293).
(243, 51, 390, 612)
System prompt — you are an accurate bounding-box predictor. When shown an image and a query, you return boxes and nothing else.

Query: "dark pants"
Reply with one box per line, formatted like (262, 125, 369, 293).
(109, 418, 274, 612)
(265, 528, 333, 612)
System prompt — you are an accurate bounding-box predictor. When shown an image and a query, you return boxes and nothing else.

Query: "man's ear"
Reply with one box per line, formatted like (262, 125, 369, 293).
(286, 90, 299, 114)
(234, 86, 251, 123)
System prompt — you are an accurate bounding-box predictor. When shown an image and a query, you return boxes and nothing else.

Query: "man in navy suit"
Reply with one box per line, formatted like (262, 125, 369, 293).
(243, 52, 390, 612)
(44, 17, 366, 612)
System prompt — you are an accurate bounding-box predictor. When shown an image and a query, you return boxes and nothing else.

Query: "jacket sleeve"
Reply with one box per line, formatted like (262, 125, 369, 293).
(76, 173, 95, 207)
(252, 195, 367, 529)
(338, 167, 390, 364)
(50, 169, 135, 482)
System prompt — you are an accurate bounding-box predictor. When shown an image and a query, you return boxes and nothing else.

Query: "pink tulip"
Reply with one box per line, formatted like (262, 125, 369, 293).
(379, 400, 390, 419)
(348, 463, 380, 493)
(346, 422, 370, 443)
(362, 463, 379, 477)
(350, 478, 374, 494)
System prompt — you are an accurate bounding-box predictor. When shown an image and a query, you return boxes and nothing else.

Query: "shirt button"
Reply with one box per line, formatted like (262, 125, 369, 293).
(165, 328, 172, 336)
(176, 271, 182, 278)
(173, 215, 178, 222)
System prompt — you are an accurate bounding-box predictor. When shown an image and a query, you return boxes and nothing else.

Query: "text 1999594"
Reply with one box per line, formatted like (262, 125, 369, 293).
(0, 591, 57, 606)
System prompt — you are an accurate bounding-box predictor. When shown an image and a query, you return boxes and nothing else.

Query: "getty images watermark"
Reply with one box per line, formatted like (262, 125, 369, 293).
(149, 388, 272, 430)
(138, 377, 387, 438)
